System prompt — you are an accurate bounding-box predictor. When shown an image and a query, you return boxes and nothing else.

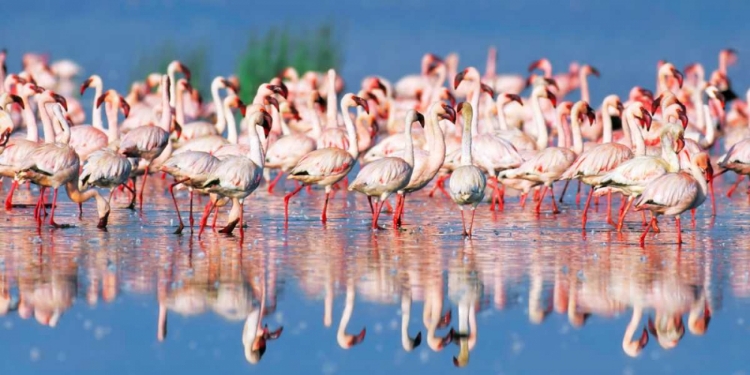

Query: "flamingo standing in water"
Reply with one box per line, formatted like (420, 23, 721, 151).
(197, 107, 272, 240)
(64, 75, 109, 162)
(391, 102, 456, 226)
(449, 102, 486, 237)
(178, 76, 236, 143)
(16, 103, 111, 228)
(1, 88, 60, 210)
(634, 152, 712, 247)
(79, 90, 133, 210)
(349, 110, 424, 229)
(118, 75, 175, 210)
(284, 93, 369, 223)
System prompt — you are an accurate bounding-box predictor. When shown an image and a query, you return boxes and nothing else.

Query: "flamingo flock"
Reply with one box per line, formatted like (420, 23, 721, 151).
(0, 47, 745, 247)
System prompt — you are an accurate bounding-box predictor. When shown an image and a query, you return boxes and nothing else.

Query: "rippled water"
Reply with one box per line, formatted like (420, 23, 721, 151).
(1, 174, 749, 374)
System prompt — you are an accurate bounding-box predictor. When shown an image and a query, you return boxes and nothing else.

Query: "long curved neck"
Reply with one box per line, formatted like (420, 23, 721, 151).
(21, 95, 38, 142)
(175, 85, 185, 126)
(400, 294, 413, 350)
(430, 66, 446, 104)
(554, 110, 567, 148)
(702, 103, 715, 147)
(224, 105, 237, 144)
(211, 82, 226, 134)
(627, 111, 646, 156)
(688, 160, 709, 196)
(245, 114, 264, 168)
(657, 72, 670, 95)
(496, 103, 509, 131)
(168, 68, 178, 108)
(279, 110, 291, 136)
(602, 104, 613, 143)
(580, 72, 590, 103)
(660, 134, 680, 172)
(52, 107, 71, 145)
(270, 103, 282, 136)
(105, 104, 120, 143)
(340, 102, 359, 159)
(403, 118, 414, 167)
(38, 102, 56, 143)
(159, 86, 172, 132)
(426, 110, 446, 173)
(326, 73, 338, 128)
(337, 284, 355, 345)
(470, 82, 480, 136)
(309, 106, 322, 138)
(692, 88, 705, 132)
(461, 108, 473, 166)
(91, 81, 104, 130)
(623, 306, 644, 351)
(532, 95, 548, 150)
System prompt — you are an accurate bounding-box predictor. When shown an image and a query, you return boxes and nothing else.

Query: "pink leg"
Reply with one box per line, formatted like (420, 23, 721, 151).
(535, 186, 548, 214)
(372, 200, 385, 229)
(267, 172, 283, 193)
(139, 166, 149, 210)
(616, 197, 633, 232)
(188, 191, 195, 231)
(640, 217, 655, 247)
(321, 190, 331, 223)
(676, 216, 682, 245)
(468, 209, 477, 236)
(575, 181, 582, 205)
(4, 180, 17, 210)
(727, 175, 744, 198)
(284, 184, 305, 222)
(709, 178, 716, 217)
(581, 188, 594, 230)
(212, 204, 220, 230)
(606, 192, 615, 226)
(559, 180, 570, 203)
(460, 210, 467, 236)
(549, 185, 560, 214)
(169, 178, 190, 234)
(198, 201, 216, 239)
(49, 188, 60, 227)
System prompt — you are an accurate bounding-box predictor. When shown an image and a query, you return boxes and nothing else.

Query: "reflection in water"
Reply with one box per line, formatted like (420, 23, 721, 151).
(0, 180, 748, 370)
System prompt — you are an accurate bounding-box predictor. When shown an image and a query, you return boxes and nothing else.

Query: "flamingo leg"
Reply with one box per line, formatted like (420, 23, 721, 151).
(393, 194, 403, 226)
(727, 175, 744, 197)
(283, 184, 305, 222)
(497, 183, 505, 210)
(212, 203, 220, 229)
(520, 192, 527, 209)
(395, 194, 407, 227)
(169, 178, 190, 234)
(468, 208, 477, 236)
(4, 180, 17, 210)
(138, 166, 149, 210)
(575, 181, 582, 205)
(605, 191, 615, 226)
(616, 197, 634, 232)
(49, 188, 60, 227)
(641, 211, 647, 226)
(535, 186, 548, 214)
(460, 209, 467, 236)
(189, 191, 195, 231)
(676, 216, 682, 245)
(321, 190, 331, 223)
(651, 214, 660, 232)
(549, 185, 560, 214)
(559, 180, 570, 203)
(709, 178, 716, 217)
(639, 217, 655, 247)
(238, 201, 245, 242)
(198, 200, 216, 238)
(367, 196, 374, 214)
(372, 199, 385, 230)
(581, 187, 594, 230)
(267, 172, 283, 193)
(126, 178, 137, 210)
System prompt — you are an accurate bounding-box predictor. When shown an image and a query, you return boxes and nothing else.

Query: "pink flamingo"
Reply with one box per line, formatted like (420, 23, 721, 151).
(634, 152, 712, 247)
(449, 102, 486, 237)
(118, 75, 175, 210)
(349, 110, 424, 229)
(16, 103, 111, 229)
(284, 93, 369, 223)
(197, 107, 272, 240)
(178, 76, 236, 143)
(483, 46, 525, 95)
(79, 90, 133, 210)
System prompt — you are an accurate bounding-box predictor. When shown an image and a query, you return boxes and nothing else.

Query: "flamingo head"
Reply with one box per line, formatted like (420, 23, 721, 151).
(96, 89, 130, 118)
(453, 67, 480, 90)
(264, 83, 288, 100)
(415, 111, 425, 128)
(257, 107, 273, 137)
(502, 93, 523, 108)
(581, 64, 600, 78)
(480, 83, 495, 98)
(40, 90, 68, 111)
(659, 62, 684, 89)
(630, 104, 653, 131)
(221, 77, 239, 94)
(438, 103, 457, 123)
(648, 315, 685, 350)
(145, 73, 162, 92)
(528, 58, 552, 76)
(694, 152, 713, 182)
(574, 100, 596, 126)
(0, 93, 24, 110)
(0, 128, 11, 147)
(720, 48, 738, 67)
(168, 60, 191, 81)
(345, 328, 366, 348)
(421, 53, 443, 75)
(262, 95, 279, 112)
(80, 75, 102, 96)
(363, 77, 387, 96)
(706, 85, 726, 109)
(623, 326, 649, 358)
(688, 303, 712, 336)
(344, 93, 369, 114)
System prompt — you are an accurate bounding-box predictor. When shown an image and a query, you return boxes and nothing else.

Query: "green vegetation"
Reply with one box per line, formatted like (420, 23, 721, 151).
(130, 41, 210, 96)
(235, 23, 343, 103)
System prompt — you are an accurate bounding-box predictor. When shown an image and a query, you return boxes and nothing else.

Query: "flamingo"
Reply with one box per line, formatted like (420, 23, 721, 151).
(449, 102, 486, 237)
(336, 281, 367, 349)
(197, 107, 272, 240)
(391, 102, 456, 226)
(349, 109, 424, 229)
(483, 46, 525, 95)
(178, 76, 236, 143)
(634, 152, 712, 247)
(1, 88, 61, 210)
(60, 75, 111, 161)
(118, 75, 175, 210)
(16, 103, 111, 229)
(500, 100, 593, 214)
(283, 93, 369, 223)
(79, 90, 134, 212)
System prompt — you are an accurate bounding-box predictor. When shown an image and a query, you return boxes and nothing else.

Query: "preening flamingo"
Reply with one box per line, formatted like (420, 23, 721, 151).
(449, 102, 486, 237)
(349, 109, 424, 229)
(284, 93, 369, 224)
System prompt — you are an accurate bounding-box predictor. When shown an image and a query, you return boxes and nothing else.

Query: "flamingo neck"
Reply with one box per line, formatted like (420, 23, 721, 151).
(38, 102, 56, 144)
(309, 105, 322, 139)
(426, 109, 446, 174)
(702, 103, 715, 147)
(532, 94, 548, 150)
(159, 86, 172, 132)
(496, 103, 509, 131)
(245, 113, 265, 167)
(211, 80, 226, 134)
(336, 285, 355, 347)
(326, 72, 338, 128)
(270, 104, 282, 136)
(580, 72, 590, 103)
(553, 109, 567, 148)
(21, 95, 38, 142)
(403, 116, 415, 168)
(91, 81, 104, 130)
(602, 105, 613, 143)
(279, 110, 291, 136)
(167, 66, 177, 108)
(688, 158, 709, 196)
(660, 133, 680, 172)
(52, 106, 71, 145)
(105, 104, 120, 143)
(400, 294, 413, 350)
(627, 110, 646, 156)
(623, 306, 644, 352)
(470, 82, 480, 136)
(461, 105, 473, 166)
(175, 85, 186, 126)
(340, 102, 359, 159)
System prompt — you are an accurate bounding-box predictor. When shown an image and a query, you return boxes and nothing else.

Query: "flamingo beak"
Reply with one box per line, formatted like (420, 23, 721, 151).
(80, 77, 93, 96)
(411, 332, 422, 349)
(671, 68, 684, 88)
(416, 112, 425, 128)
(31, 84, 44, 94)
(586, 106, 596, 125)
(10, 94, 24, 109)
(52, 93, 68, 111)
(120, 96, 130, 118)
(638, 327, 649, 349)
(97, 211, 109, 229)
(442, 104, 457, 123)
(507, 94, 523, 107)
(263, 325, 283, 340)
(480, 83, 495, 98)
(0, 128, 11, 147)
(178, 63, 191, 81)
(264, 96, 280, 112)
(674, 138, 685, 154)
(348, 328, 366, 347)
(96, 93, 107, 109)
(443, 89, 456, 107)
(679, 112, 689, 129)
(353, 96, 369, 114)
(651, 95, 663, 115)
(588, 65, 600, 78)
(453, 69, 467, 90)
(544, 78, 559, 90)
(437, 310, 452, 329)
(262, 111, 273, 137)
(527, 58, 546, 73)
(706, 163, 714, 182)
(546, 90, 557, 108)
(437, 328, 454, 349)
(616, 101, 624, 112)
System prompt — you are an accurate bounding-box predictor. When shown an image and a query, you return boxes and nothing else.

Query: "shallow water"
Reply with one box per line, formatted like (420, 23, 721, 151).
(1, 174, 749, 375)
